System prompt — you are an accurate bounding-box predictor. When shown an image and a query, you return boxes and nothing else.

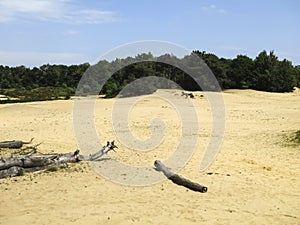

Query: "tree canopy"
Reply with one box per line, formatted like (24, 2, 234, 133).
(0, 50, 299, 102)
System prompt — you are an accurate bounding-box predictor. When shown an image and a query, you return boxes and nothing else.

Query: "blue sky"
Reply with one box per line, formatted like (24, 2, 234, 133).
(0, 0, 299, 67)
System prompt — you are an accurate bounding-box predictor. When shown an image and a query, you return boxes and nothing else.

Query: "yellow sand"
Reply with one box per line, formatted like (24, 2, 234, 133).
(0, 89, 299, 224)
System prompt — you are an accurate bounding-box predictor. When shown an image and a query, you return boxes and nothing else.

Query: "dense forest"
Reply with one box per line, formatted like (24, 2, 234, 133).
(0, 50, 299, 103)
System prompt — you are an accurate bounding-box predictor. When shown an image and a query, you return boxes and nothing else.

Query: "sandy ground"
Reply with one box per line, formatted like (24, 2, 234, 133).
(0, 89, 299, 225)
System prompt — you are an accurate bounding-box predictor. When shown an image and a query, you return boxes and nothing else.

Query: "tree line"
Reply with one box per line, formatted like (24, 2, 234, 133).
(0, 50, 299, 102)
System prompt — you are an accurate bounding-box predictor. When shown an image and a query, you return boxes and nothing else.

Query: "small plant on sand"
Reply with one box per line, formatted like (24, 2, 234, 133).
(280, 130, 300, 147)
(293, 130, 300, 144)
(18, 170, 25, 176)
(285, 130, 300, 147)
(47, 165, 59, 172)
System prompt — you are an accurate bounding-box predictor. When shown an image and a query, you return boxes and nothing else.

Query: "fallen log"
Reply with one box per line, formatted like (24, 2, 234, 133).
(154, 160, 207, 193)
(0, 138, 34, 149)
(0, 141, 117, 179)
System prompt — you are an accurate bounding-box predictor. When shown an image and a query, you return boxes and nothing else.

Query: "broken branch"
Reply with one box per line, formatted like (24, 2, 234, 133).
(0, 141, 117, 179)
(154, 160, 207, 193)
(0, 138, 34, 149)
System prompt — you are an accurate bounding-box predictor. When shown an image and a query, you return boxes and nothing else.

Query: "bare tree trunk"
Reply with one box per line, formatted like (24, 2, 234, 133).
(0, 141, 117, 179)
(154, 160, 207, 193)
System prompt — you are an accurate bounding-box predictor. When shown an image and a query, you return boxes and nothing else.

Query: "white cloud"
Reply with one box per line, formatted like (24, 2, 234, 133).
(67, 9, 118, 24)
(0, 0, 119, 24)
(201, 4, 227, 15)
(0, 50, 89, 67)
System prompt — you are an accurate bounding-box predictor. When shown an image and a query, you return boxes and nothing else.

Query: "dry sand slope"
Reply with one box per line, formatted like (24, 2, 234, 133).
(0, 89, 299, 225)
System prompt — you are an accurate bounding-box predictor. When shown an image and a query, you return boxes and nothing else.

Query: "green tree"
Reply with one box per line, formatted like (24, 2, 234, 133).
(294, 66, 300, 88)
(254, 50, 295, 92)
(228, 55, 254, 89)
(272, 59, 296, 92)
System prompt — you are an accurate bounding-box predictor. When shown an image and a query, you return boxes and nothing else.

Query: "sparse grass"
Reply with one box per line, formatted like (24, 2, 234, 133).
(275, 130, 300, 148)
(0, 148, 11, 157)
(58, 162, 88, 173)
(18, 170, 25, 176)
(47, 165, 59, 172)
(285, 130, 300, 147)
(293, 130, 300, 144)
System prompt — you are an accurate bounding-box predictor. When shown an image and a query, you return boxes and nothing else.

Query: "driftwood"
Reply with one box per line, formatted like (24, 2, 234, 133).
(1, 138, 208, 193)
(154, 160, 207, 193)
(0, 141, 117, 179)
(0, 138, 34, 149)
(181, 91, 195, 99)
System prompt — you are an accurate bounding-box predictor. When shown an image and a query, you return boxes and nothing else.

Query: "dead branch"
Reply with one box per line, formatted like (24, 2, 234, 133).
(0, 138, 34, 149)
(181, 91, 195, 99)
(0, 141, 117, 179)
(154, 160, 207, 193)
(12, 142, 42, 156)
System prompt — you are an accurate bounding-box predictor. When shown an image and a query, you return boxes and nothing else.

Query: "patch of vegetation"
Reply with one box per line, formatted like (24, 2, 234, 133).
(0, 87, 75, 104)
(57, 163, 88, 174)
(292, 130, 300, 144)
(47, 165, 59, 172)
(281, 130, 300, 147)
(0, 148, 10, 156)
(17, 170, 25, 176)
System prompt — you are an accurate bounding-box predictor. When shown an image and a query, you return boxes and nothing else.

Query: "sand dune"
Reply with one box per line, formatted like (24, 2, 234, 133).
(0, 89, 299, 224)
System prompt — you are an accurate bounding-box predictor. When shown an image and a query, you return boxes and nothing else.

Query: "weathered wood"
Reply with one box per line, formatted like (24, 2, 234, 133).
(0, 166, 24, 178)
(79, 141, 118, 161)
(0, 163, 69, 179)
(154, 160, 207, 193)
(0, 138, 34, 149)
(0, 141, 117, 179)
(181, 91, 195, 99)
